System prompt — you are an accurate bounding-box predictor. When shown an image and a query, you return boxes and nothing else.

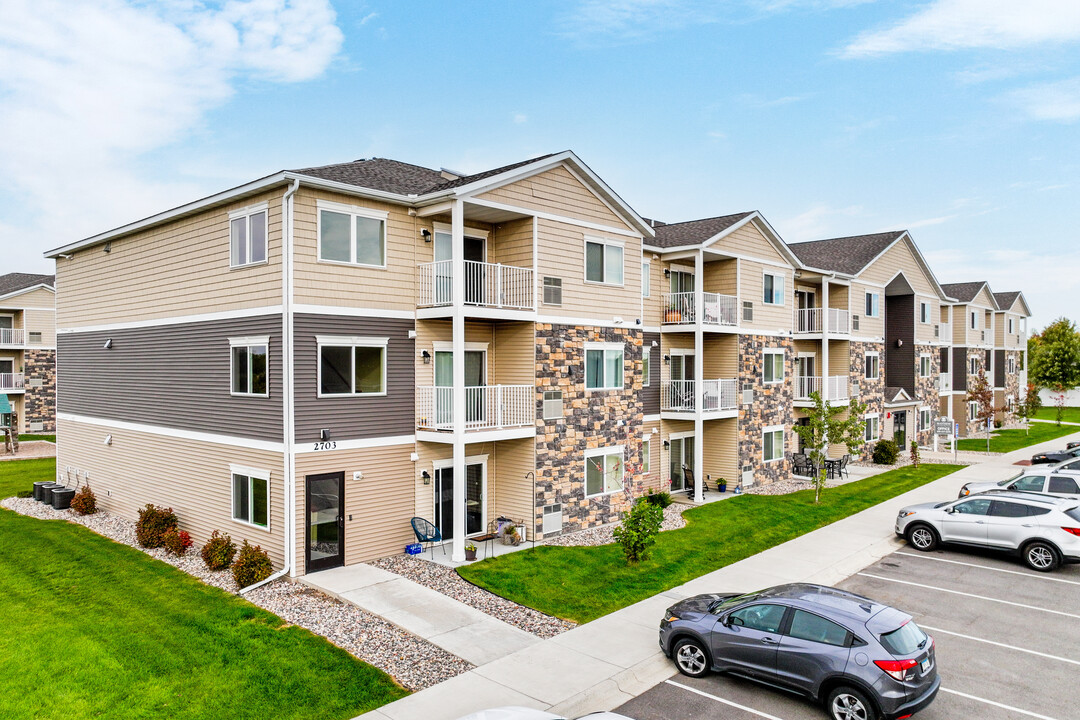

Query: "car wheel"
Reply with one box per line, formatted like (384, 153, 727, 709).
(1023, 541, 1060, 572)
(672, 638, 711, 678)
(826, 685, 877, 720)
(906, 523, 938, 551)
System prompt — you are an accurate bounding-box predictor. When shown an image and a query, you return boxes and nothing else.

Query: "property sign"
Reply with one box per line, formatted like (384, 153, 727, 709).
(934, 419, 953, 436)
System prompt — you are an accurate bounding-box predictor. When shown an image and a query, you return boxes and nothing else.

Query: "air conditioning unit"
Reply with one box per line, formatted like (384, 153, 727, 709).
(852, 315, 860, 331)
(542, 504, 563, 536)
(28, 378, 44, 388)
(742, 301, 754, 322)
(29, 422, 44, 432)
(741, 466, 755, 488)
(742, 383, 754, 405)
(933, 324, 940, 338)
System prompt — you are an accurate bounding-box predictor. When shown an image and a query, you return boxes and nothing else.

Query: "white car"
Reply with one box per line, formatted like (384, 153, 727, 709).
(958, 467, 1080, 499)
(455, 708, 634, 720)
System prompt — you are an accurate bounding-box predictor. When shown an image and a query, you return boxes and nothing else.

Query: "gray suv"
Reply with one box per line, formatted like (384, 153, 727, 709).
(659, 583, 939, 720)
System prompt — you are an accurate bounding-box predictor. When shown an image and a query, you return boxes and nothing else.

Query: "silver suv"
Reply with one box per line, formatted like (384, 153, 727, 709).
(958, 468, 1080, 499)
(659, 583, 939, 720)
(896, 492, 1080, 571)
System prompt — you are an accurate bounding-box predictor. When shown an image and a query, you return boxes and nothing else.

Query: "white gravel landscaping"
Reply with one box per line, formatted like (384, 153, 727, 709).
(541, 502, 688, 547)
(0, 496, 471, 691)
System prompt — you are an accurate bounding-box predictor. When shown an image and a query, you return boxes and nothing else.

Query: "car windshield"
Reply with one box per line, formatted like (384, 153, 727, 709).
(880, 620, 928, 656)
(998, 470, 1025, 486)
(710, 591, 761, 613)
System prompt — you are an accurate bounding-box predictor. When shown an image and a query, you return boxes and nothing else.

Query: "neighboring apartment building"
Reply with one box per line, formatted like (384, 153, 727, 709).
(0, 273, 56, 434)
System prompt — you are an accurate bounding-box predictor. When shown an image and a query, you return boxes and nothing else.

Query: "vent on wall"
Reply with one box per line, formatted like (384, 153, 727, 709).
(29, 422, 44, 432)
(742, 383, 754, 405)
(543, 277, 562, 306)
(543, 504, 563, 535)
(852, 315, 860, 331)
(741, 465, 755, 488)
(742, 301, 754, 322)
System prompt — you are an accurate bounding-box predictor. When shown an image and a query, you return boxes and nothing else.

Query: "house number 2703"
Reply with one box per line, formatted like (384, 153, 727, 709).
(313, 441, 337, 451)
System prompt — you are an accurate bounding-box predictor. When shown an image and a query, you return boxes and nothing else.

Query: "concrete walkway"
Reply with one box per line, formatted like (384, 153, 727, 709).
(360, 429, 1080, 720)
(302, 564, 540, 667)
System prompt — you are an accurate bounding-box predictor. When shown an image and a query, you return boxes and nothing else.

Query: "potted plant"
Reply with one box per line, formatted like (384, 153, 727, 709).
(665, 304, 682, 323)
(718, 477, 727, 493)
(502, 524, 520, 546)
(465, 543, 477, 561)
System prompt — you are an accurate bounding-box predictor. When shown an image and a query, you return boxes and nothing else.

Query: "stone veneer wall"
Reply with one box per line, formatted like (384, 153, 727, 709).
(913, 344, 940, 447)
(738, 334, 793, 486)
(1003, 350, 1022, 422)
(23, 349, 56, 433)
(850, 341, 885, 460)
(535, 323, 644, 536)
(964, 347, 988, 436)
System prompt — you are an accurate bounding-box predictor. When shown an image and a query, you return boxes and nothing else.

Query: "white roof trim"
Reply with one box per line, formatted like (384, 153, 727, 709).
(0, 283, 55, 303)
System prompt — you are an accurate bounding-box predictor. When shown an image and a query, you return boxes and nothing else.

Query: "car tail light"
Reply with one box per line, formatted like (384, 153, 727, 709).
(874, 658, 918, 682)
(1062, 527, 1080, 537)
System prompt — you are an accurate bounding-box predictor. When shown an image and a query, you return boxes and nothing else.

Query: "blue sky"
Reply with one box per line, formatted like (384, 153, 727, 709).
(2, 0, 1077, 328)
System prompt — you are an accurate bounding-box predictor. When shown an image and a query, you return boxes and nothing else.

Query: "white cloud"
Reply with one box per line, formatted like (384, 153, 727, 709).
(1006, 77, 1080, 121)
(777, 203, 865, 243)
(513, 113, 528, 124)
(874, 215, 956, 233)
(0, 0, 343, 270)
(842, 0, 1080, 57)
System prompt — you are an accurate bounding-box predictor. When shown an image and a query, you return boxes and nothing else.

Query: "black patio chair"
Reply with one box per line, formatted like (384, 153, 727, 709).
(681, 464, 710, 498)
(839, 454, 851, 479)
(410, 517, 445, 558)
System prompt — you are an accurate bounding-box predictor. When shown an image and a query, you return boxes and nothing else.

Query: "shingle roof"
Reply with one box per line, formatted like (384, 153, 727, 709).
(650, 212, 755, 248)
(883, 386, 913, 403)
(940, 281, 990, 304)
(993, 291, 1021, 310)
(0, 273, 54, 297)
(787, 231, 905, 275)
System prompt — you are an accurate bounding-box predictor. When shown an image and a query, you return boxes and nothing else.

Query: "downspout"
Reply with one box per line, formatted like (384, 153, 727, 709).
(240, 177, 300, 595)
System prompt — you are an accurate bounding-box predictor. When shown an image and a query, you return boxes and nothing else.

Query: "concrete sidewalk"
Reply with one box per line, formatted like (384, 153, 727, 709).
(359, 429, 1080, 720)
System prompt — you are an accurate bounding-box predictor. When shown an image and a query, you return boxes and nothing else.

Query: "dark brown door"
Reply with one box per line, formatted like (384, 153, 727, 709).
(306, 472, 345, 572)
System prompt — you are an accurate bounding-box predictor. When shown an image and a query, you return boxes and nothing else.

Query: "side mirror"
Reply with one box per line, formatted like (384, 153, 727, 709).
(944, 506, 955, 514)
(725, 615, 745, 627)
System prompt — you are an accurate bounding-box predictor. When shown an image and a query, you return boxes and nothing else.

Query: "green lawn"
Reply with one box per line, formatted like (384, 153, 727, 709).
(1033, 406, 1080, 424)
(458, 464, 959, 624)
(17, 434, 55, 442)
(955, 421, 1080, 453)
(0, 459, 407, 719)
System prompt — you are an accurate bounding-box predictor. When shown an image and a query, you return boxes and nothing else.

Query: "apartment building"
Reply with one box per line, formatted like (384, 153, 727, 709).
(0, 273, 56, 434)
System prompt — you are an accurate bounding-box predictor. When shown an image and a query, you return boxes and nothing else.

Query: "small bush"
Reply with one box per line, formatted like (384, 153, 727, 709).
(16, 490, 33, 499)
(872, 439, 900, 465)
(645, 490, 673, 509)
(232, 540, 273, 588)
(135, 504, 178, 548)
(910, 441, 921, 469)
(613, 498, 664, 563)
(163, 529, 193, 556)
(201, 530, 237, 571)
(70, 483, 98, 515)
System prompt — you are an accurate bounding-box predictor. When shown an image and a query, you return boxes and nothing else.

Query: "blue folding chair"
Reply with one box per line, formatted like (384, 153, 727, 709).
(410, 517, 445, 558)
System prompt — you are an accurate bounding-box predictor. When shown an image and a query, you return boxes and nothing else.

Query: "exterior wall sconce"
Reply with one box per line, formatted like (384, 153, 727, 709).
(104, 434, 112, 446)
(421, 229, 432, 242)
(663, 268, 671, 278)
(320, 429, 331, 440)
(104, 241, 112, 253)
(421, 470, 431, 484)
(103, 338, 113, 349)
(663, 440, 670, 449)
(421, 350, 431, 364)
(664, 355, 671, 364)
(651, 340, 659, 347)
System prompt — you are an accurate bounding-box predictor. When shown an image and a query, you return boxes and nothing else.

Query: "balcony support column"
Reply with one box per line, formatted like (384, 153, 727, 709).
(822, 280, 830, 403)
(693, 250, 704, 504)
(451, 199, 467, 563)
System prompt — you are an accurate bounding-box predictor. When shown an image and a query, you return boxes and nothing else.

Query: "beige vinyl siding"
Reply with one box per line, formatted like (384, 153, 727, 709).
(661, 419, 694, 484)
(413, 319, 535, 388)
(859, 239, 937, 295)
(293, 442, 415, 575)
(952, 306, 966, 345)
(535, 217, 642, 322)
(492, 217, 534, 268)
(740, 260, 792, 332)
(643, 255, 665, 326)
(827, 286, 849, 310)
(703, 419, 738, 488)
(718, 221, 788, 265)
(475, 165, 630, 229)
(23, 308, 56, 346)
(914, 297, 941, 344)
(793, 340, 820, 362)
(828, 340, 849, 378)
(703, 335, 738, 378)
(661, 333, 694, 385)
(641, 419, 661, 492)
(850, 282, 884, 339)
(56, 189, 283, 328)
(56, 416, 286, 567)
(702, 258, 738, 296)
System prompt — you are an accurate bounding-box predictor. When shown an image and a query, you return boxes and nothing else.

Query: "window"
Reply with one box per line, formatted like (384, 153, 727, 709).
(919, 354, 931, 377)
(231, 467, 269, 529)
(642, 347, 651, 387)
(642, 439, 651, 474)
(542, 390, 563, 420)
(1012, 476, 1045, 493)
(864, 292, 880, 317)
(954, 498, 992, 515)
(543, 276, 562, 305)
(919, 408, 931, 432)
(729, 604, 786, 634)
(585, 343, 624, 390)
(229, 205, 268, 268)
(1007, 355, 1016, 374)
(742, 301, 754, 322)
(789, 610, 849, 647)
(763, 350, 784, 384)
(920, 302, 930, 323)
(864, 352, 879, 380)
(763, 273, 784, 305)
(585, 238, 624, 285)
(970, 311, 977, 329)
(969, 357, 979, 376)
(318, 336, 387, 396)
(230, 337, 269, 396)
(763, 426, 784, 463)
(851, 314, 860, 331)
(1049, 476, 1080, 494)
(642, 262, 650, 297)
(968, 401, 978, 421)
(318, 201, 387, 267)
(864, 414, 879, 442)
(585, 446, 624, 497)
(1008, 317, 1014, 334)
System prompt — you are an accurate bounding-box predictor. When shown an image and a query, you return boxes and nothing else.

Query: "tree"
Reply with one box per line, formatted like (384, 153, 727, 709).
(791, 392, 868, 504)
(1015, 382, 1043, 435)
(1029, 318, 1080, 394)
(967, 370, 995, 441)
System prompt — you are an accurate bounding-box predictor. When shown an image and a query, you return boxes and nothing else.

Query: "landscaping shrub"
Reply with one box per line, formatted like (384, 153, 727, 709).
(16, 489, 33, 498)
(70, 483, 98, 515)
(135, 504, 178, 548)
(612, 498, 664, 563)
(872, 439, 899, 465)
(910, 441, 920, 469)
(163, 529, 193, 556)
(232, 540, 273, 588)
(645, 490, 673, 508)
(201, 530, 236, 570)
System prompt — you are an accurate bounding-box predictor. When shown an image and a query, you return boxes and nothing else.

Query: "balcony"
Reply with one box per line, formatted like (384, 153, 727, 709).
(828, 374, 849, 401)
(0, 328, 25, 347)
(662, 292, 738, 327)
(939, 372, 952, 393)
(793, 308, 850, 335)
(418, 260, 534, 313)
(0, 373, 24, 393)
(935, 322, 951, 341)
(417, 385, 534, 433)
(661, 379, 738, 413)
(795, 375, 849, 403)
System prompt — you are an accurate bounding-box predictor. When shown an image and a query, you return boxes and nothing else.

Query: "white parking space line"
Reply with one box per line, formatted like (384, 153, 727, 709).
(664, 680, 787, 720)
(894, 551, 1080, 586)
(940, 687, 1062, 720)
(920, 625, 1080, 666)
(856, 573, 1080, 619)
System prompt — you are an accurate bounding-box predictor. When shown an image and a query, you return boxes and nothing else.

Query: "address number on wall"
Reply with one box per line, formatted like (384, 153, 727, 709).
(313, 441, 337, 451)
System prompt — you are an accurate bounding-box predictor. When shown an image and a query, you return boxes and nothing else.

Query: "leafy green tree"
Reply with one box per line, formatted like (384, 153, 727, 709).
(613, 498, 664, 563)
(1015, 382, 1043, 435)
(792, 392, 868, 504)
(1029, 318, 1080, 393)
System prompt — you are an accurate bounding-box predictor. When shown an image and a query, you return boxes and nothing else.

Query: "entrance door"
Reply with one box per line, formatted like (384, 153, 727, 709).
(794, 356, 815, 398)
(306, 472, 344, 572)
(894, 410, 907, 448)
(434, 232, 486, 305)
(434, 350, 486, 426)
(670, 355, 695, 410)
(433, 462, 486, 541)
(670, 437, 695, 492)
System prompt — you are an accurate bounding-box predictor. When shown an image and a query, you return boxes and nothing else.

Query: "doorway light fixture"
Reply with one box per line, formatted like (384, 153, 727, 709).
(421, 350, 432, 364)
(421, 228, 432, 242)
(421, 470, 431, 485)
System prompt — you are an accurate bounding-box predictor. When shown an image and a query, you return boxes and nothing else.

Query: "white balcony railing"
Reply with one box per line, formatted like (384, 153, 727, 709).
(417, 260, 534, 310)
(828, 375, 849, 401)
(939, 372, 952, 393)
(662, 379, 737, 412)
(795, 376, 821, 400)
(0, 373, 24, 391)
(936, 322, 951, 341)
(828, 308, 850, 334)
(794, 308, 849, 334)
(796, 375, 848, 401)
(0, 328, 25, 346)
(662, 292, 738, 326)
(417, 385, 533, 431)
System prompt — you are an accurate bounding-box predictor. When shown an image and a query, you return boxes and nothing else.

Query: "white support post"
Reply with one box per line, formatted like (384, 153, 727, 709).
(821, 280, 830, 403)
(693, 250, 705, 504)
(451, 200, 467, 562)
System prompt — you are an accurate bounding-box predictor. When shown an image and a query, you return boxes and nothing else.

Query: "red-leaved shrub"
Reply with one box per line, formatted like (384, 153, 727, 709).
(231, 540, 273, 588)
(163, 529, 193, 556)
(70, 483, 98, 515)
(135, 504, 178, 548)
(200, 530, 237, 571)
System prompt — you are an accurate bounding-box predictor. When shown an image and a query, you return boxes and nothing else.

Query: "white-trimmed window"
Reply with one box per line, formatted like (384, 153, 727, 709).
(763, 273, 785, 305)
(969, 357, 979, 376)
(585, 342, 624, 390)
(318, 200, 388, 268)
(763, 426, 784, 463)
(970, 311, 977, 329)
(642, 262, 651, 298)
(968, 401, 979, 421)
(763, 349, 784, 384)
(230, 336, 269, 396)
(318, 336, 387, 396)
(864, 352, 880, 380)
(642, 439, 651, 474)
(864, 414, 880, 442)
(542, 276, 562, 306)
(585, 446, 624, 497)
(1008, 317, 1014, 334)
(1007, 355, 1016, 374)
(642, 347, 651, 387)
(230, 204, 268, 268)
(919, 408, 931, 432)
(865, 292, 880, 317)
(920, 302, 930, 323)
(919, 354, 931, 378)
(584, 237, 624, 285)
(231, 465, 269, 529)
(542, 390, 563, 420)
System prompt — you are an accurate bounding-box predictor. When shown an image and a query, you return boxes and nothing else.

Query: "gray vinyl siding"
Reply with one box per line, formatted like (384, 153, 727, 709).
(642, 331, 660, 414)
(56, 315, 284, 440)
(885, 295, 915, 395)
(953, 347, 967, 390)
(293, 314, 415, 443)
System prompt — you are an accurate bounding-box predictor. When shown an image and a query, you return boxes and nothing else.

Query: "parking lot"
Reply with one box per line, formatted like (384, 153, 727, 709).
(616, 544, 1080, 720)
